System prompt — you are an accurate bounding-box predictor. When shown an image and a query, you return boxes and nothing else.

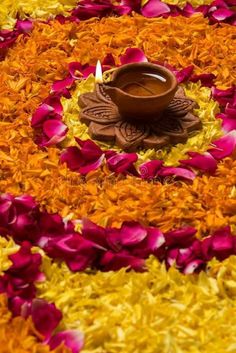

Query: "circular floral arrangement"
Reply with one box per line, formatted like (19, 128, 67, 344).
(0, 0, 236, 352)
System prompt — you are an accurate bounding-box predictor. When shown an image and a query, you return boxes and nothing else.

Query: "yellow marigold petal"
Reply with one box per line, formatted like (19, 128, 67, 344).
(0, 237, 19, 275)
(37, 254, 236, 353)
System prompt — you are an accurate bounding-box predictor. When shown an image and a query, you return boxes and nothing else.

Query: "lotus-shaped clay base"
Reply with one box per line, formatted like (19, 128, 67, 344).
(78, 84, 201, 152)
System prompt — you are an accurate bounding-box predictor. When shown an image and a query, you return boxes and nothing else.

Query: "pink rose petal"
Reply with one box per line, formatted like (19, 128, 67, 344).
(15, 20, 33, 34)
(180, 152, 217, 173)
(102, 53, 116, 66)
(158, 166, 196, 180)
(132, 227, 165, 258)
(49, 330, 84, 353)
(165, 227, 197, 247)
(61, 139, 104, 175)
(44, 96, 63, 115)
(225, 104, 236, 118)
(183, 259, 205, 274)
(211, 86, 235, 106)
(69, 62, 95, 79)
(106, 151, 138, 175)
(100, 251, 145, 271)
(208, 131, 236, 160)
(119, 222, 147, 246)
(219, 113, 236, 132)
(190, 73, 216, 87)
(120, 48, 148, 65)
(31, 299, 62, 339)
(62, 146, 87, 172)
(51, 76, 74, 97)
(31, 104, 54, 127)
(175, 65, 194, 83)
(195, 5, 210, 16)
(211, 8, 234, 20)
(141, 0, 170, 18)
(82, 218, 108, 248)
(139, 160, 163, 179)
(43, 119, 68, 139)
(181, 3, 195, 17)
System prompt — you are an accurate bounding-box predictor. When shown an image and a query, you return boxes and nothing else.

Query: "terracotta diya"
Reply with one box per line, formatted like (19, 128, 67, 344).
(105, 62, 178, 120)
(78, 61, 202, 152)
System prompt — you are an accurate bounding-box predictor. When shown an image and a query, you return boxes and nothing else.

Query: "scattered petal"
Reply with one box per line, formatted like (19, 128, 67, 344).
(141, 0, 170, 18)
(175, 65, 194, 83)
(31, 299, 62, 339)
(49, 330, 84, 353)
(190, 73, 216, 87)
(180, 152, 217, 173)
(120, 48, 148, 65)
(158, 167, 196, 180)
(139, 160, 163, 179)
(106, 151, 138, 175)
(208, 131, 236, 160)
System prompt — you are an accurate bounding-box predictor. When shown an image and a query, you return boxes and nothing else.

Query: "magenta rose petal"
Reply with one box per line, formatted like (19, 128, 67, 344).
(221, 115, 236, 132)
(196, 5, 210, 15)
(102, 53, 116, 66)
(164, 227, 197, 247)
(190, 73, 216, 87)
(49, 330, 84, 353)
(132, 227, 165, 258)
(0, 195, 15, 225)
(175, 65, 194, 83)
(146, 227, 165, 250)
(119, 221, 147, 246)
(14, 195, 37, 210)
(183, 259, 205, 274)
(100, 251, 145, 271)
(61, 139, 104, 175)
(43, 119, 68, 139)
(141, 0, 170, 18)
(83, 65, 96, 78)
(69, 62, 85, 79)
(51, 76, 74, 97)
(225, 104, 236, 118)
(113, 4, 132, 15)
(182, 3, 196, 17)
(78, 154, 104, 175)
(180, 152, 217, 173)
(106, 152, 138, 175)
(158, 166, 196, 180)
(69, 62, 95, 79)
(208, 131, 236, 160)
(31, 104, 54, 127)
(44, 96, 63, 115)
(120, 48, 148, 65)
(211, 226, 234, 260)
(10, 297, 30, 317)
(82, 218, 108, 248)
(75, 138, 103, 160)
(31, 299, 62, 339)
(61, 147, 84, 171)
(211, 8, 235, 20)
(139, 160, 163, 179)
(120, 0, 141, 12)
(211, 86, 235, 106)
(15, 19, 33, 33)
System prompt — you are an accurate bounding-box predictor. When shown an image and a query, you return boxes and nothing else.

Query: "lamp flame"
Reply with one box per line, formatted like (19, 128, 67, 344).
(95, 60, 103, 84)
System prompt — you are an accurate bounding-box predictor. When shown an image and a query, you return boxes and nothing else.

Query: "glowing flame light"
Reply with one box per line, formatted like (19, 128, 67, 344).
(95, 60, 103, 83)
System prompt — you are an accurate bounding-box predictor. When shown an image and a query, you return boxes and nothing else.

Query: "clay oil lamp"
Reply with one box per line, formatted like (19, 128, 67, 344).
(104, 62, 178, 121)
(78, 61, 201, 152)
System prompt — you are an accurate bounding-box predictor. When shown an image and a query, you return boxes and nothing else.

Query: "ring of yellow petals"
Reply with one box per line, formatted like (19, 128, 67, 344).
(37, 252, 236, 353)
(62, 77, 222, 167)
